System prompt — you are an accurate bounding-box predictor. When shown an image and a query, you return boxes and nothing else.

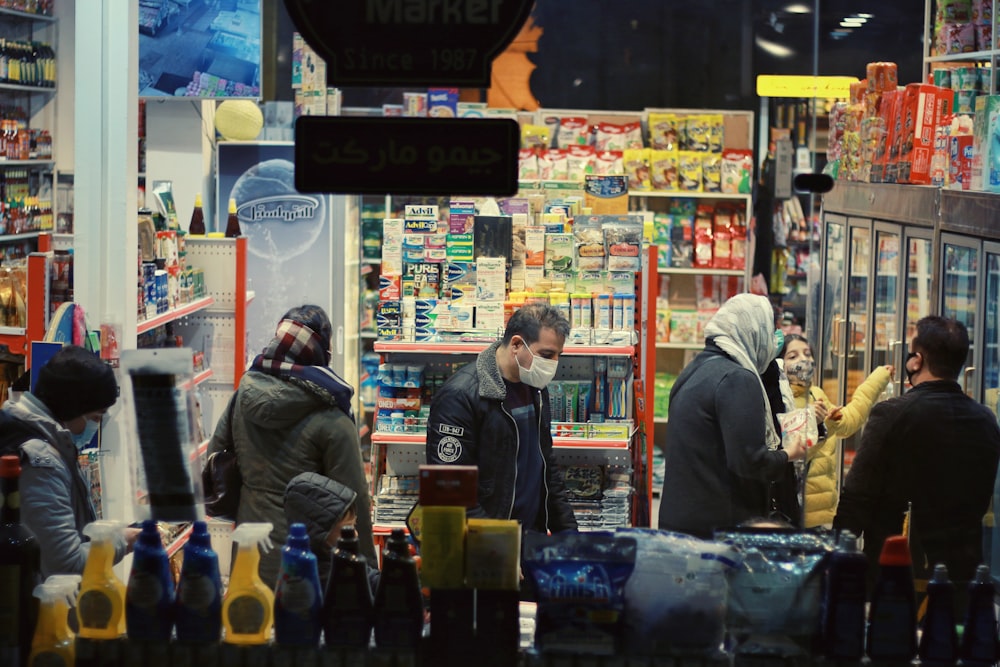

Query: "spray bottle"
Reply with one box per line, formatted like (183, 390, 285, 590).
(274, 523, 323, 648)
(322, 526, 374, 649)
(373, 528, 424, 649)
(960, 564, 1000, 666)
(125, 519, 176, 642)
(77, 520, 127, 640)
(175, 520, 223, 644)
(866, 534, 917, 662)
(222, 522, 274, 645)
(28, 574, 81, 667)
(820, 531, 867, 659)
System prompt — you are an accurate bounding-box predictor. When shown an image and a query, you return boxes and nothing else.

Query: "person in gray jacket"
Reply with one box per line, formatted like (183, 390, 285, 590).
(208, 304, 375, 586)
(0, 345, 139, 576)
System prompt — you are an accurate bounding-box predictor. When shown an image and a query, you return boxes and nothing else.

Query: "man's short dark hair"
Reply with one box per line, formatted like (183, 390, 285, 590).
(501, 303, 571, 346)
(913, 315, 969, 381)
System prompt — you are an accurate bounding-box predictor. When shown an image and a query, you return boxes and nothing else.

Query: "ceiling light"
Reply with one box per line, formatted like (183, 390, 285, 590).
(755, 35, 795, 57)
(849, 16, 868, 22)
(857, 13, 874, 18)
(783, 3, 812, 12)
(841, 19, 863, 27)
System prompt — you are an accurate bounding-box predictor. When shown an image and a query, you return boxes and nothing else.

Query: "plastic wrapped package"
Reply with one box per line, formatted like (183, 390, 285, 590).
(616, 528, 738, 657)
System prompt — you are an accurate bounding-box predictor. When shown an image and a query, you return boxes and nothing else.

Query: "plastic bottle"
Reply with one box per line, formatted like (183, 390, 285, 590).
(125, 519, 176, 642)
(960, 564, 1000, 666)
(322, 526, 374, 649)
(919, 563, 958, 666)
(175, 520, 223, 644)
(373, 528, 424, 649)
(221, 522, 274, 645)
(28, 574, 80, 667)
(0, 454, 41, 667)
(274, 523, 323, 648)
(188, 193, 205, 235)
(821, 530, 867, 659)
(866, 534, 917, 662)
(77, 520, 127, 640)
(224, 197, 241, 238)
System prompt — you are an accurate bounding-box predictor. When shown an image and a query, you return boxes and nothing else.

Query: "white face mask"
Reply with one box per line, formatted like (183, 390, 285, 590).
(515, 342, 559, 389)
(72, 418, 100, 451)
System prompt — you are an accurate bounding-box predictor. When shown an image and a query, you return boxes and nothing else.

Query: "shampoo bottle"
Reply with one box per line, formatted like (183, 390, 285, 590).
(175, 520, 223, 644)
(274, 523, 323, 647)
(960, 564, 1000, 666)
(866, 534, 917, 662)
(125, 519, 176, 642)
(322, 526, 374, 649)
(28, 574, 80, 667)
(821, 530, 867, 659)
(77, 520, 127, 640)
(222, 522, 274, 645)
(373, 528, 424, 649)
(919, 563, 958, 666)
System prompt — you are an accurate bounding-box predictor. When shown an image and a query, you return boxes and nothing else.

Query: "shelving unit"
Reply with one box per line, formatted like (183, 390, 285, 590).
(922, 0, 1000, 94)
(0, 231, 50, 365)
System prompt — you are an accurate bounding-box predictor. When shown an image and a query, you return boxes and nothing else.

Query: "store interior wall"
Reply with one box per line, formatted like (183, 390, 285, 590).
(54, 0, 73, 173)
(146, 101, 216, 230)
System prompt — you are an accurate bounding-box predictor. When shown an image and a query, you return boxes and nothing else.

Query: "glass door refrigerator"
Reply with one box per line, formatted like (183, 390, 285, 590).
(939, 233, 981, 400)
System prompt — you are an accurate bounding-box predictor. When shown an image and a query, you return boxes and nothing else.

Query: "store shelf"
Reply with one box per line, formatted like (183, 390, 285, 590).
(189, 438, 210, 463)
(629, 190, 750, 200)
(373, 340, 635, 356)
(373, 522, 407, 535)
(925, 50, 997, 64)
(0, 7, 56, 22)
(657, 266, 745, 276)
(0, 159, 54, 168)
(165, 524, 193, 558)
(371, 430, 629, 450)
(181, 368, 214, 390)
(655, 342, 702, 350)
(361, 330, 378, 339)
(0, 83, 56, 95)
(136, 295, 215, 334)
(0, 231, 40, 243)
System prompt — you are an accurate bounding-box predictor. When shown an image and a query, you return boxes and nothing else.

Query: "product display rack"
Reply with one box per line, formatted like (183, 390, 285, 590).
(0, 229, 49, 363)
(922, 0, 1000, 93)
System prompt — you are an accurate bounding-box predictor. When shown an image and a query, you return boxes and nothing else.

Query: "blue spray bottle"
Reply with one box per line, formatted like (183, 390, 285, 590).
(918, 563, 958, 666)
(960, 564, 999, 667)
(274, 523, 323, 648)
(125, 520, 176, 642)
(175, 520, 223, 644)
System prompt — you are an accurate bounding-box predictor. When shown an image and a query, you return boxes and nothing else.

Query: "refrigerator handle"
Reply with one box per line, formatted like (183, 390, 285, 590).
(846, 320, 858, 359)
(831, 317, 844, 359)
(963, 366, 976, 398)
(888, 340, 903, 383)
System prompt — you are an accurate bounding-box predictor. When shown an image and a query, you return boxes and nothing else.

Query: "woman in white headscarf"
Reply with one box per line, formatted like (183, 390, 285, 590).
(657, 293, 808, 538)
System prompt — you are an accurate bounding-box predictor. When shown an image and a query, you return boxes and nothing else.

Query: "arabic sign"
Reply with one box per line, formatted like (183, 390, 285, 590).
(294, 116, 520, 196)
(283, 0, 534, 87)
(756, 75, 859, 99)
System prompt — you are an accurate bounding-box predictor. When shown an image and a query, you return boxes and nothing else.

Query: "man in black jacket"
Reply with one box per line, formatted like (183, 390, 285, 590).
(834, 315, 1000, 600)
(426, 304, 577, 534)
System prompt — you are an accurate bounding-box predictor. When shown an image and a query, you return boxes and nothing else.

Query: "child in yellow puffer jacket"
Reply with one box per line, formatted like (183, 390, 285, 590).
(779, 334, 892, 528)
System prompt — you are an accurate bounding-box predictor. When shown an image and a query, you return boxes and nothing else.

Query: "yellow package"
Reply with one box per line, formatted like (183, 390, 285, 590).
(649, 149, 680, 191)
(685, 115, 711, 151)
(623, 148, 651, 191)
(708, 113, 725, 152)
(702, 154, 722, 192)
(679, 151, 704, 191)
(521, 123, 551, 150)
(465, 519, 521, 590)
(648, 112, 680, 150)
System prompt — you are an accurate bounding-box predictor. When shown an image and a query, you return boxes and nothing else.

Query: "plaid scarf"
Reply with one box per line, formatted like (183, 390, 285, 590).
(250, 319, 355, 422)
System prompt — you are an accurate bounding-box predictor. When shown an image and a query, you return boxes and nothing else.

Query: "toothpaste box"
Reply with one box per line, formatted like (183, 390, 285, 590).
(382, 218, 404, 275)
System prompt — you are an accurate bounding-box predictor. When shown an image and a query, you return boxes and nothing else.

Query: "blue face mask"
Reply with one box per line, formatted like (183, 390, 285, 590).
(774, 329, 785, 354)
(72, 418, 101, 451)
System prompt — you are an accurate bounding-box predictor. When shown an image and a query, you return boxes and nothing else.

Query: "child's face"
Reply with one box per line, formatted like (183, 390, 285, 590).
(326, 506, 359, 548)
(783, 339, 815, 387)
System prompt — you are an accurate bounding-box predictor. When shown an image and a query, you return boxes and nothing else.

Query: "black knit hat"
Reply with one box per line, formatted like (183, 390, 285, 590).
(33, 345, 118, 422)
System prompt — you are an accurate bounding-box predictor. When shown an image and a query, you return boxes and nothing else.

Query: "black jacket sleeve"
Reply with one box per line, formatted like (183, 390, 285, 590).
(426, 373, 488, 518)
(834, 399, 894, 538)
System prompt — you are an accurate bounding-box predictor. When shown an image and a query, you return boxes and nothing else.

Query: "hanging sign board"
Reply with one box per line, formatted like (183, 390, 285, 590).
(294, 116, 520, 195)
(283, 0, 534, 87)
(756, 75, 859, 99)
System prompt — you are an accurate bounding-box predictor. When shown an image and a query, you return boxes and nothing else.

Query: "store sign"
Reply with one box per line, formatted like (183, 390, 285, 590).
(294, 116, 520, 195)
(283, 0, 534, 87)
(756, 75, 859, 99)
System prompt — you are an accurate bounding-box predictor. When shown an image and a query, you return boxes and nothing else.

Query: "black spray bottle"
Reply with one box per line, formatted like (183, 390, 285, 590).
(918, 563, 958, 666)
(960, 564, 999, 667)
(866, 534, 917, 662)
(821, 530, 867, 659)
(322, 526, 374, 649)
(373, 528, 424, 649)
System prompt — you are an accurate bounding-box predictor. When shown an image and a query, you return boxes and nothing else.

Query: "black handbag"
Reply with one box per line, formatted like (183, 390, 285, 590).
(202, 394, 240, 520)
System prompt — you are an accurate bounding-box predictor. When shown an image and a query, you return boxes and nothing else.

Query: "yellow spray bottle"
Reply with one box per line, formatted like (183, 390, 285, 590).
(28, 574, 81, 667)
(77, 520, 127, 639)
(222, 522, 275, 645)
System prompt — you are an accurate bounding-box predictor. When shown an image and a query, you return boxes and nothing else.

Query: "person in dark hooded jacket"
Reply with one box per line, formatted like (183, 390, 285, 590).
(283, 471, 380, 593)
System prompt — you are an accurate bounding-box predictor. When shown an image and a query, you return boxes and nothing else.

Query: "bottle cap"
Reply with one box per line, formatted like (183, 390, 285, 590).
(228, 198, 237, 214)
(974, 564, 991, 583)
(0, 454, 19, 477)
(931, 563, 950, 583)
(194, 193, 202, 207)
(837, 531, 858, 551)
(878, 534, 912, 566)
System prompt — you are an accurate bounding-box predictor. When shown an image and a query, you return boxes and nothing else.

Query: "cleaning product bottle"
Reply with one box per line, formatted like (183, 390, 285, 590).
(77, 520, 127, 640)
(222, 522, 274, 645)
(175, 520, 223, 644)
(821, 530, 867, 659)
(28, 574, 80, 667)
(322, 526, 374, 649)
(866, 534, 917, 662)
(274, 523, 323, 648)
(125, 519, 176, 642)
(0, 454, 41, 667)
(373, 528, 424, 649)
(919, 563, 958, 666)
(960, 564, 1000, 666)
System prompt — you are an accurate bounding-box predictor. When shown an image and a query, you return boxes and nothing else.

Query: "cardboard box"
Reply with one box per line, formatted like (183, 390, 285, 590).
(950, 134, 975, 189)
